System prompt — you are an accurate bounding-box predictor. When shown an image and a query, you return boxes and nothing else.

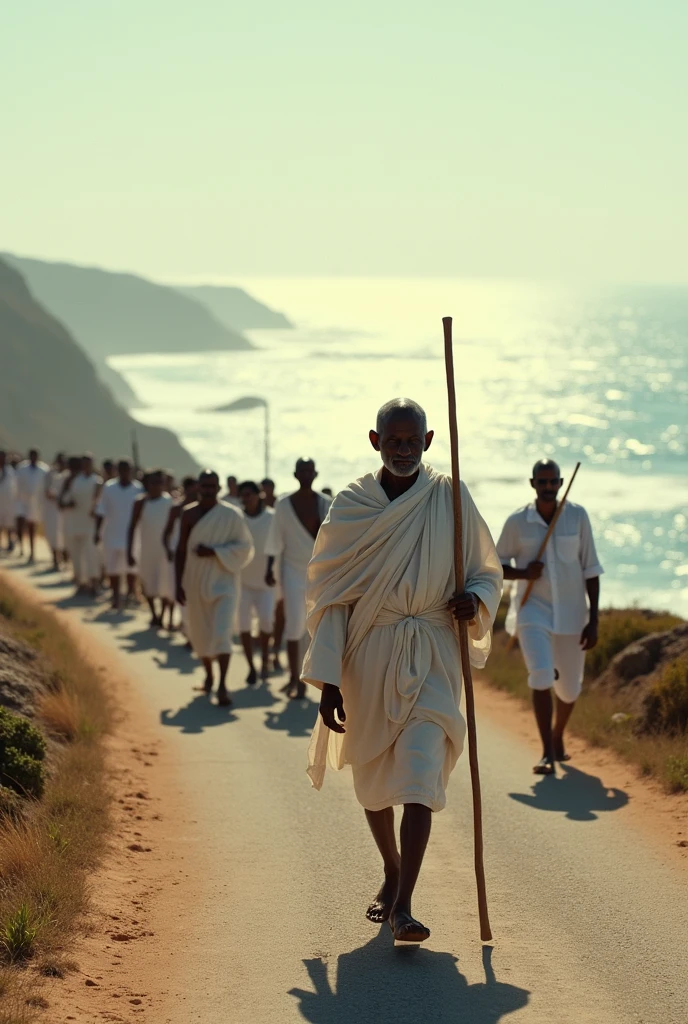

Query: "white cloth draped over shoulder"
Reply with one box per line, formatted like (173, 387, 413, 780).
(183, 501, 254, 658)
(302, 464, 503, 803)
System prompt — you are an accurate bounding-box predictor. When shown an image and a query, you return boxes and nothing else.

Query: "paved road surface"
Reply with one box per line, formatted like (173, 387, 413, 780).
(5, 559, 688, 1024)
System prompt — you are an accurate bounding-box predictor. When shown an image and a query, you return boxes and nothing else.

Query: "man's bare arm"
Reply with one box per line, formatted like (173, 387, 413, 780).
(127, 498, 145, 566)
(581, 577, 600, 650)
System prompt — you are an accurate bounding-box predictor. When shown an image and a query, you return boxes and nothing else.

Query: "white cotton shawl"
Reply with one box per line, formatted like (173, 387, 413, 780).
(302, 464, 503, 789)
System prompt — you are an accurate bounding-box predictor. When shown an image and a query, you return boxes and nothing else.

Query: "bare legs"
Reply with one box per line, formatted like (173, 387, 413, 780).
(16, 518, 36, 562)
(533, 689, 576, 772)
(364, 804, 432, 940)
(553, 695, 575, 760)
(272, 601, 285, 670)
(285, 640, 306, 699)
(241, 630, 272, 685)
(200, 654, 232, 705)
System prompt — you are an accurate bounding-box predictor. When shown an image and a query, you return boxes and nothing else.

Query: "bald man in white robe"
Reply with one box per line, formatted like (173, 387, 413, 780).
(176, 471, 254, 706)
(302, 399, 502, 943)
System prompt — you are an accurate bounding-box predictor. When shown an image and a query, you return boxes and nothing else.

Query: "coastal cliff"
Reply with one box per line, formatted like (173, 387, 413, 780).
(0, 258, 198, 473)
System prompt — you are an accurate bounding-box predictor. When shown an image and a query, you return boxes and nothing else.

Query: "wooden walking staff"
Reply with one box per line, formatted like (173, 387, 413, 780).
(506, 461, 582, 651)
(442, 316, 492, 942)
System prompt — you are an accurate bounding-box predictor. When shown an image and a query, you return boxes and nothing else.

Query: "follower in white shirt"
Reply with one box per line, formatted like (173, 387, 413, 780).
(496, 500, 604, 636)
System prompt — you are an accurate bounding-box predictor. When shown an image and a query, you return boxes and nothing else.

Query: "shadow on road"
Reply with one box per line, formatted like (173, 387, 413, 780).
(161, 681, 281, 734)
(160, 693, 238, 733)
(264, 699, 318, 738)
(289, 938, 528, 1023)
(508, 763, 629, 821)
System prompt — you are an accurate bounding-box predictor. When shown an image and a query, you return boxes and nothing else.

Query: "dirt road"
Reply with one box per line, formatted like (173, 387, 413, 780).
(6, 559, 688, 1024)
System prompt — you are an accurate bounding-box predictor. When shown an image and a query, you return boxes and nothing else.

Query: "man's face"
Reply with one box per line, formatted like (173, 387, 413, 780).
(227, 476, 238, 495)
(530, 466, 563, 503)
(240, 487, 261, 515)
(261, 480, 274, 500)
(184, 482, 199, 503)
(199, 475, 220, 503)
(148, 473, 164, 498)
(118, 462, 132, 485)
(294, 461, 317, 488)
(370, 412, 432, 478)
(103, 462, 114, 478)
(29, 450, 38, 465)
(82, 457, 93, 475)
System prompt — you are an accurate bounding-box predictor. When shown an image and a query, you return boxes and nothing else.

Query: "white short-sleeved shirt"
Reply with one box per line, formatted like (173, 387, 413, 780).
(240, 506, 274, 590)
(96, 478, 143, 549)
(496, 501, 604, 635)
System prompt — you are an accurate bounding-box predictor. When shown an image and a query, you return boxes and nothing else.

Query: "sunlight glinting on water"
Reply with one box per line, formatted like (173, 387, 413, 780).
(111, 278, 688, 614)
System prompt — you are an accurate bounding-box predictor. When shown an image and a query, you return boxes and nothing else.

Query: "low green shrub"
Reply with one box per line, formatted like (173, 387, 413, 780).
(0, 709, 46, 799)
(1, 905, 38, 963)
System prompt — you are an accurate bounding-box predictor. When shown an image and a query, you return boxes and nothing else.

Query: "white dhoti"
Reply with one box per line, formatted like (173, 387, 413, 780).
(15, 462, 49, 524)
(161, 513, 181, 602)
(68, 533, 99, 585)
(238, 585, 276, 634)
(302, 466, 503, 812)
(183, 502, 254, 659)
(136, 494, 173, 598)
(62, 472, 102, 584)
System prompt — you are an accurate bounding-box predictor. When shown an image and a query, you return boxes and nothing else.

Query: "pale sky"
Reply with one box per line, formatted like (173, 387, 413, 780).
(2, 1, 687, 281)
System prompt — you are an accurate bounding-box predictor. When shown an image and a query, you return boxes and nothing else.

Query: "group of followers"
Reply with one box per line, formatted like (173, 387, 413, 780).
(0, 447, 333, 704)
(0, 398, 604, 943)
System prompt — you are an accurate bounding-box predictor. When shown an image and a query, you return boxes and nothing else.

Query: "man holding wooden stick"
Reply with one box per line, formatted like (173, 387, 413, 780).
(496, 459, 604, 775)
(301, 398, 502, 942)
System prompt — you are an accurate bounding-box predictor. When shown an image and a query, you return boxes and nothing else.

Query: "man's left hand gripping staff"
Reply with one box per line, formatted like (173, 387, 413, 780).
(319, 684, 347, 734)
(447, 591, 479, 622)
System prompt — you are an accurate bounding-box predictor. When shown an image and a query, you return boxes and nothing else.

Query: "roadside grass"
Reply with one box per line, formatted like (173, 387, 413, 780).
(478, 606, 688, 792)
(0, 576, 112, 1018)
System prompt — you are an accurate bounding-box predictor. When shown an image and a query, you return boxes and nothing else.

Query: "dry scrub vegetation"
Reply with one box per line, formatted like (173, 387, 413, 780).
(0, 578, 112, 1022)
(478, 604, 688, 792)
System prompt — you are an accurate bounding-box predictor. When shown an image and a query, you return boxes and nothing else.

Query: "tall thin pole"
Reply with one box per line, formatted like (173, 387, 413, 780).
(264, 401, 270, 480)
(443, 316, 492, 942)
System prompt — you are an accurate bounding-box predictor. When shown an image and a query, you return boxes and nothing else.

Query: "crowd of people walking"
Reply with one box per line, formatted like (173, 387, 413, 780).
(0, 446, 333, 705)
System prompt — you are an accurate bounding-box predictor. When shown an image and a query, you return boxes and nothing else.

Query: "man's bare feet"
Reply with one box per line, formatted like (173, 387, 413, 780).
(366, 872, 399, 923)
(216, 688, 232, 707)
(260, 663, 269, 683)
(533, 755, 555, 775)
(389, 906, 430, 943)
(246, 666, 258, 686)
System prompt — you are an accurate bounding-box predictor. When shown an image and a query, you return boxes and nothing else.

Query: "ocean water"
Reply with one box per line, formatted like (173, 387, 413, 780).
(110, 278, 688, 615)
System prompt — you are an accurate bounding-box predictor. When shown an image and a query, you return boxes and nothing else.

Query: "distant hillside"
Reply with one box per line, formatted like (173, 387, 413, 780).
(0, 258, 198, 474)
(177, 284, 292, 331)
(4, 255, 253, 359)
